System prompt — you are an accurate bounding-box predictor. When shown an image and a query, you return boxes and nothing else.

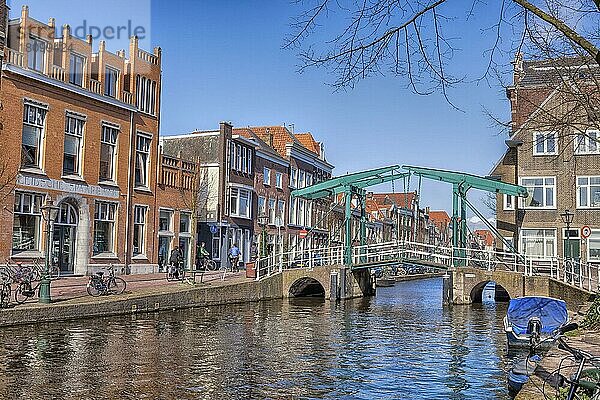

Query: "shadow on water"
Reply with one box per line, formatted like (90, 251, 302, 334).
(0, 277, 514, 399)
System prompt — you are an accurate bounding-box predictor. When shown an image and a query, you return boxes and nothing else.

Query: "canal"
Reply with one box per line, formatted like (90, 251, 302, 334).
(0, 278, 513, 399)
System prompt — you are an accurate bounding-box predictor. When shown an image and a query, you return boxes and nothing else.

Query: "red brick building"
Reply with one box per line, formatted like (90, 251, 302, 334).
(0, 6, 162, 275)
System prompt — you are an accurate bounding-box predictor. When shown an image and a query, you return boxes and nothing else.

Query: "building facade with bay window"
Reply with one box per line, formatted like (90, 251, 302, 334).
(0, 6, 162, 274)
(491, 54, 600, 264)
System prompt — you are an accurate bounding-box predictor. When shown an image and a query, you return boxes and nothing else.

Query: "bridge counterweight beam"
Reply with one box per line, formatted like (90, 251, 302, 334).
(344, 188, 353, 266)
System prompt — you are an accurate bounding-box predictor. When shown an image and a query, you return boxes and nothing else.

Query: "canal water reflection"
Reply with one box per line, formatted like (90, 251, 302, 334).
(0, 278, 512, 399)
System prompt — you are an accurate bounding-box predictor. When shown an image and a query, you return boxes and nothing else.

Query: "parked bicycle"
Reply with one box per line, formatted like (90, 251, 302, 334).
(87, 265, 126, 297)
(514, 323, 600, 399)
(166, 261, 186, 282)
(1, 259, 32, 284)
(0, 276, 11, 308)
(14, 272, 42, 304)
(29, 257, 61, 281)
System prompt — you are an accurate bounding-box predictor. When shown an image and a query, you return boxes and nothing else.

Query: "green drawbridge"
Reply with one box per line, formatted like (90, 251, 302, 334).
(292, 165, 528, 267)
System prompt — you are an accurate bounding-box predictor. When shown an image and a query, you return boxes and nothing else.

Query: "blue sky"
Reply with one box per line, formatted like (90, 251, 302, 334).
(8, 0, 515, 223)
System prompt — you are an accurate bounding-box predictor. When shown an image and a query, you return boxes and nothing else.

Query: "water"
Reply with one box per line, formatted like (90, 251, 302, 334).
(0, 278, 513, 399)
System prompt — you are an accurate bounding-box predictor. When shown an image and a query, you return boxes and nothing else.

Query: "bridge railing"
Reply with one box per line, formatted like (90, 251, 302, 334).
(255, 239, 600, 292)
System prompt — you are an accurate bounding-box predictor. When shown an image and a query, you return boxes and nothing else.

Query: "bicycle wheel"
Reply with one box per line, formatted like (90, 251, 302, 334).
(108, 277, 126, 295)
(86, 280, 103, 297)
(578, 368, 600, 399)
(166, 268, 176, 282)
(178, 268, 186, 281)
(206, 260, 217, 271)
(14, 282, 32, 304)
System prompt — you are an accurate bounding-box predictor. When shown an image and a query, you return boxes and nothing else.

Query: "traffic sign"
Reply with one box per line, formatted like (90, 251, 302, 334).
(210, 224, 219, 234)
(299, 229, 308, 239)
(581, 225, 592, 239)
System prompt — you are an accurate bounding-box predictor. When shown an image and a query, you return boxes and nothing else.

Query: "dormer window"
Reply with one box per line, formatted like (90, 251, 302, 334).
(28, 36, 46, 72)
(69, 53, 85, 86)
(104, 66, 119, 97)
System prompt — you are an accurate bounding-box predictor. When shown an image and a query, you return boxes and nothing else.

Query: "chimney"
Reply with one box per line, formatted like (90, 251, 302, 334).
(266, 127, 274, 147)
(512, 52, 524, 85)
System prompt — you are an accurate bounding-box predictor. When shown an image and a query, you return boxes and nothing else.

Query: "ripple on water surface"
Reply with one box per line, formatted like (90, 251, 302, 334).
(0, 278, 512, 399)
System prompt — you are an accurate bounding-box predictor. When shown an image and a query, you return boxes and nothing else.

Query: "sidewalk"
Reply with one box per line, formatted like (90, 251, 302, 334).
(37, 270, 251, 304)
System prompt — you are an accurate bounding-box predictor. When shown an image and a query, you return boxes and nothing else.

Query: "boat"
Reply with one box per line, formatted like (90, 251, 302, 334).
(503, 296, 568, 349)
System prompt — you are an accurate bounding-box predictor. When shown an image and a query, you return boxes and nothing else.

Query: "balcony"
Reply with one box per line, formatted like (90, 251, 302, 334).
(6, 48, 24, 68)
(51, 65, 65, 81)
(89, 79, 102, 95)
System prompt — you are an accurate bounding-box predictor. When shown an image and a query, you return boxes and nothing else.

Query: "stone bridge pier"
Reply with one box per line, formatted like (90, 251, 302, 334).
(447, 267, 594, 310)
(281, 265, 375, 300)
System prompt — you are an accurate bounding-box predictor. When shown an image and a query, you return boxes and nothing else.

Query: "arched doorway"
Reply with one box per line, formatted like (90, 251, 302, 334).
(52, 202, 78, 274)
(289, 277, 326, 297)
(470, 281, 510, 303)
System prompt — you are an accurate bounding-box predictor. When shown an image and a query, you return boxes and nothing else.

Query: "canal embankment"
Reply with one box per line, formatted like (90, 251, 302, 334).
(395, 272, 445, 282)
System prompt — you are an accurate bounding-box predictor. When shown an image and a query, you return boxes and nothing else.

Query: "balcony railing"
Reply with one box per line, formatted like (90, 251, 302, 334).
(89, 79, 102, 95)
(121, 91, 132, 105)
(51, 65, 65, 81)
(6, 48, 24, 67)
(137, 49, 159, 65)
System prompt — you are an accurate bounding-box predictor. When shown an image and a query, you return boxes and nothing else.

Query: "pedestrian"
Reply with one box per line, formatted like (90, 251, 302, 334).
(169, 246, 182, 278)
(228, 244, 241, 272)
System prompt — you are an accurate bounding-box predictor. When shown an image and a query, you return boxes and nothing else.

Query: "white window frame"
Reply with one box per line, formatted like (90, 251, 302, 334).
(236, 144, 242, 171)
(21, 102, 48, 169)
(104, 66, 119, 97)
(588, 229, 600, 262)
(574, 130, 599, 155)
(100, 124, 119, 182)
(242, 147, 247, 173)
(290, 167, 298, 188)
(268, 198, 276, 225)
(504, 194, 515, 211)
(179, 212, 191, 234)
(520, 228, 556, 258)
(63, 113, 85, 176)
(133, 205, 147, 256)
(520, 177, 556, 209)
(533, 131, 557, 156)
(93, 201, 117, 255)
(69, 52, 85, 87)
(135, 132, 152, 188)
(28, 36, 46, 72)
(230, 188, 251, 219)
(277, 200, 285, 222)
(12, 191, 44, 253)
(576, 176, 600, 209)
(263, 167, 271, 186)
(158, 208, 174, 234)
(275, 172, 283, 189)
(258, 196, 266, 217)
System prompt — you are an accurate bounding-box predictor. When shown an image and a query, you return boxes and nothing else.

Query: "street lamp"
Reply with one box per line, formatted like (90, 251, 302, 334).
(40, 198, 59, 304)
(560, 209, 575, 259)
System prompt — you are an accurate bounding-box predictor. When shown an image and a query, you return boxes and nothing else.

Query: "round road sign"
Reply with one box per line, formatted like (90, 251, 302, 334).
(299, 229, 308, 239)
(581, 225, 592, 239)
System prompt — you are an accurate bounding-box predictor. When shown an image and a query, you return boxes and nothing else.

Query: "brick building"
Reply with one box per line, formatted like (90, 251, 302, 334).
(491, 55, 600, 263)
(161, 122, 256, 266)
(371, 192, 419, 242)
(0, 6, 162, 275)
(428, 210, 451, 246)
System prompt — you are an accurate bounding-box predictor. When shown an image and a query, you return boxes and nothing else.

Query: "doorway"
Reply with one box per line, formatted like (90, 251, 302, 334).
(52, 202, 78, 274)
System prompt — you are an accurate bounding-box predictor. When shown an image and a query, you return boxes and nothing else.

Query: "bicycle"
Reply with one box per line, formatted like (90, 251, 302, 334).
(0, 277, 11, 308)
(166, 261, 186, 282)
(198, 257, 217, 271)
(0, 259, 32, 284)
(29, 258, 60, 281)
(520, 323, 600, 400)
(13, 273, 42, 304)
(87, 265, 127, 297)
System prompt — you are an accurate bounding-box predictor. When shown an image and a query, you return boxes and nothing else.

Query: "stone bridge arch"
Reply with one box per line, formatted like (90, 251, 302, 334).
(281, 265, 375, 299)
(451, 268, 524, 304)
(469, 280, 511, 303)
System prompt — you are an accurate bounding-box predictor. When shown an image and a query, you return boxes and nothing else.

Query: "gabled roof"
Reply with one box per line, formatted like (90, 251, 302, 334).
(371, 192, 416, 210)
(474, 229, 495, 247)
(241, 126, 301, 158)
(428, 210, 451, 225)
(517, 57, 599, 87)
(232, 127, 285, 161)
(294, 132, 320, 156)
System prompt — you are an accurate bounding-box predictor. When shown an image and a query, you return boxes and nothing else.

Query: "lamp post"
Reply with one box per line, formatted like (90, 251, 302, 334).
(40, 198, 60, 304)
(560, 209, 575, 260)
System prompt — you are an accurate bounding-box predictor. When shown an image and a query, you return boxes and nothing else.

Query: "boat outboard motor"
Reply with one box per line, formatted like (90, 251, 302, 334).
(527, 316, 542, 345)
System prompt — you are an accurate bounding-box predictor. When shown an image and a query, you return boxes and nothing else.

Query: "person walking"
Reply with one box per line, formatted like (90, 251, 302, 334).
(169, 246, 182, 278)
(227, 244, 241, 272)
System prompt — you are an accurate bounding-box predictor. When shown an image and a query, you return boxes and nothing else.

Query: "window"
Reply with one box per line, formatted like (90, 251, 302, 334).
(100, 125, 118, 182)
(504, 194, 515, 211)
(236, 144, 242, 171)
(533, 132, 557, 155)
(242, 147, 247, 173)
(63, 114, 85, 176)
(21, 103, 47, 168)
(289, 196, 297, 225)
(263, 167, 271, 185)
(136, 75, 157, 115)
(230, 188, 251, 218)
(577, 176, 600, 208)
(133, 205, 147, 256)
(575, 131, 599, 155)
(277, 200, 285, 222)
(589, 230, 600, 261)
(299, 170, 305, 188)
(69, 53, 85, 86)
(520, 177, 555, 209)
(159, 209, 173, 232)
(521, 229, 556, 258)
(12, 192, 44, 253)
(258, 196, 266, 216)
(306, 173, 313, 187)
(179, 213, 191, 233)
(275, 172, 283, 189)
(268, 198, 276, 224)
(230, 142, 236, 170)
(28, 36, 46, 72)
(298, 199, 305, 226)
(135, 133, 152, 187)
(502, 236, 514, 251)
(290, 168, 298, 188)
(104, 66, 119, 97)
(93, 202, 116, 254)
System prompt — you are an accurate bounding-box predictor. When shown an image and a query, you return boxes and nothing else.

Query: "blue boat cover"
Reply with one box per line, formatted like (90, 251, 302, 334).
(507, 297, 568, 335)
